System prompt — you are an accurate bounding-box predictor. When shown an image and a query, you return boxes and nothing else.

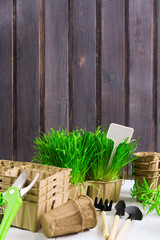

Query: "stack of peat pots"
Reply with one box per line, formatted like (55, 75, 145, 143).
(133, 152, 160, 189)
(0, 159, 71, 232)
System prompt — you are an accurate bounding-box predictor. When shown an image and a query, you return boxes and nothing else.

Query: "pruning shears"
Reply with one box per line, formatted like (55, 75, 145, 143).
(0, 169, 39, 240)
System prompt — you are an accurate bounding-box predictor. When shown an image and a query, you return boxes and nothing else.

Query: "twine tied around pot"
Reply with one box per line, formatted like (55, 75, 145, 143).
(41, 195, 98, 238)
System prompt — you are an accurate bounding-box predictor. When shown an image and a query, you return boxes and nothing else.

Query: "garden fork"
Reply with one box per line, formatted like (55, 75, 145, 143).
(94, 197, 113, 239)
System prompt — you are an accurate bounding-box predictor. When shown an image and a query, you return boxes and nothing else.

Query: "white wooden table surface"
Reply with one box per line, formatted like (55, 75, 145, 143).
(6, 180, 160, 240)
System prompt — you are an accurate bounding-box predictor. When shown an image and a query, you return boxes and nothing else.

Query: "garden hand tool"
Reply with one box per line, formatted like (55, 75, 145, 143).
(107, 123, 134, 169)
(115, 206, 143, 240)
(94, 197, 113, 239)
(108, 200, 126, 240)
(0, 169, 39, 240)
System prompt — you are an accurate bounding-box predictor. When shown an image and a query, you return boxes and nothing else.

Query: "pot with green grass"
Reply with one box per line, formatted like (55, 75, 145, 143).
(86, 131, 138, 202)
(32, 128, 96, 200)
(32, 127, 138, 202)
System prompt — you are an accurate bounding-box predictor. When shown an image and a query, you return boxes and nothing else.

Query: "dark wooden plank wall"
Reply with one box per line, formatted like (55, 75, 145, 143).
(0, 0, 13, 159)
(71, 0, 96, 131)
(0, 0, 159, 176)
(16, 0, 40, 162)
(129, 0, 154, 151)
(101, 0, 125, 127)
(45, 0, 69, 131)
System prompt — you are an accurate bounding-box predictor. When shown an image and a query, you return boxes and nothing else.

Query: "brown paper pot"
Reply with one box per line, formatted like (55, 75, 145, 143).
(69, 182, 88, 200)
(134, 152, 160, 163)
(12, 200, 46, 232)
(41, 195, 98, 238)
(134, 168, 159, 178)
(133, 161, 159, 171)
(134, 175, 158, 189)
(87, 179, 123, 202)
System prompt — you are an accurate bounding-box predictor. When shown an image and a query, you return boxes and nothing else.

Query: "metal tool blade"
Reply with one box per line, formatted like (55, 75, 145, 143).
(125, 206, 143, 221)
(2, 169, 27, 197)
(94, 197, 113, 211)
(115, 200, 126, 216)
(12, 169, 27, 189)
(20, 173, 39, 197)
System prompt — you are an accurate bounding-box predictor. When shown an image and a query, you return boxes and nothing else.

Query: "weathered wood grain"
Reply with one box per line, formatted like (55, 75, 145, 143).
(16, 0, 40, 162)
(45, 0, 69, 131)
(0, 0, 13, 159)
(0, 0, 158, 174)
(39, 0, 45, 134)
(72, 0, 96, 131)
(156, 0, 160, 152)
(101, 0, 125, 128)
(96, 0, 102, 128)
(129, 0, 153, 151)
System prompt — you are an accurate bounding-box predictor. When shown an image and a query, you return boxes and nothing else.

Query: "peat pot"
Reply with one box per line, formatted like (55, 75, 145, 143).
(41, 195, 98, 238)
(87, 179, 123, 202)
(69, 182, 89, 200)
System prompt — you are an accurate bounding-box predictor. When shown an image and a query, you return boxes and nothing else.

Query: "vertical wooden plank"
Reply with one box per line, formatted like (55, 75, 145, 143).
(0, 0, 13, 159)
(45, 0, 68, 131)
(96, 0, 102, 128)
(101, 0, 125, 127)
(39, 0, 45, 133)
(152, 0, 157, 152)
(129, 0, 153, 151)
(156, 0, 160, 152)
(16, 0, 40, 162)
(72, 0, 96, 131)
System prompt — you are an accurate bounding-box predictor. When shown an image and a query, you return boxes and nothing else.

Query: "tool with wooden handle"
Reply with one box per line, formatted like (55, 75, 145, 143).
(106, 123, 134, 169)
(108, 200, 126, 240)
(94, 197, 113, 239)
(115, 206, 143, 240)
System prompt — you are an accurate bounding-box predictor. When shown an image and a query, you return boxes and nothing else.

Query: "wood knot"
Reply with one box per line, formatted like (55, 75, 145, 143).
(78, 56, 85, 67)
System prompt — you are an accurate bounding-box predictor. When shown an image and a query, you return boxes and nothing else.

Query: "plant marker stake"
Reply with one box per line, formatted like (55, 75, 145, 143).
(106, 123, 134, 169)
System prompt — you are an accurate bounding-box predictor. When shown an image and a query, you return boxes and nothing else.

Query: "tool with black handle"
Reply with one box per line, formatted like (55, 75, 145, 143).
(94, 197, 113, 239)
(108, 200, 126, 240)
(115, 206, 143, 240)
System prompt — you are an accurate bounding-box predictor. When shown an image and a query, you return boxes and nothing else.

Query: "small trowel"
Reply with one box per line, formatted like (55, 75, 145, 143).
(115, 206, 143, 240)
(106, 123, 134, 169)
(108, 200, 126, 240)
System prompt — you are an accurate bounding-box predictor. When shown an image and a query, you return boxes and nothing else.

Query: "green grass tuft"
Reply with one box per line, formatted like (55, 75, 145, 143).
(32, 126, 138, 184)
